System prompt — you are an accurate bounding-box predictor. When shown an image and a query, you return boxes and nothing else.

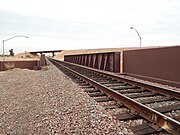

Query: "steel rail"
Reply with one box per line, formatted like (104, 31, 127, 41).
(49, 58, 180, 135)
(59, 59, 180, 100)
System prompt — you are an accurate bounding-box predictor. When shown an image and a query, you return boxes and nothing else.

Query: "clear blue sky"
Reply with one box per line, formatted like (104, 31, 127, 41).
(0, 0, 180, 54)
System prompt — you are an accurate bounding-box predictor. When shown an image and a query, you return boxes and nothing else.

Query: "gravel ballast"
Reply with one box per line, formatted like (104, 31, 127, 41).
(0, 61, 133, 134)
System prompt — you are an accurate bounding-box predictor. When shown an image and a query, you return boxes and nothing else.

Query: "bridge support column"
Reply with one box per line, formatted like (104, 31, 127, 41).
(52, 52, 55, 57)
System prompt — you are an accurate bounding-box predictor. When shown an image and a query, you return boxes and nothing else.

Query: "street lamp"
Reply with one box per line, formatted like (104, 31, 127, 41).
(130, 27, 142, 47)
(2, 35, 29, 61)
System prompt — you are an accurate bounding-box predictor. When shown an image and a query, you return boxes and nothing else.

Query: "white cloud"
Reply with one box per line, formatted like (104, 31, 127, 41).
(0, 0, 175, 23)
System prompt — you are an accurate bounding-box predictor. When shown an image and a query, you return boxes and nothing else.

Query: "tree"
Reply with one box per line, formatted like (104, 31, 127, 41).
(9, 49, 14, 56)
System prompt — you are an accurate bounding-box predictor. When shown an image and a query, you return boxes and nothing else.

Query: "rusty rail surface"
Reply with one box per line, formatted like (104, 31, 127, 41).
(49, 58, 180, 135)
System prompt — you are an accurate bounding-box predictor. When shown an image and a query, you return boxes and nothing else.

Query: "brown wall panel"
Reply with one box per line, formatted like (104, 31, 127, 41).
(64, 52, 121, 73)
(114, 52, 121, 73)
(0, 60, 38, 71)
(123, 46, 180, 87)
(101, 54, 107, 71)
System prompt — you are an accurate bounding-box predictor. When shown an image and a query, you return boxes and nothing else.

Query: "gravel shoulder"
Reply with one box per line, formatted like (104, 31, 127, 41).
(0, 61, 132, 134)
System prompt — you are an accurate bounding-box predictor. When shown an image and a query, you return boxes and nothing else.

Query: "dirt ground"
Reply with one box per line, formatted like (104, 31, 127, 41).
(0, 52, 40, 61)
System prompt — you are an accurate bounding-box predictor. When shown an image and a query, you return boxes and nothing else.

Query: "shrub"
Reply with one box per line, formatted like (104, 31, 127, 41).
(25, 55, 32, 58)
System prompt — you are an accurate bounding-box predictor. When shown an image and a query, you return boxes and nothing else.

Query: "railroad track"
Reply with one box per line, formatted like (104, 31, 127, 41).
(48, 58, 180, 135)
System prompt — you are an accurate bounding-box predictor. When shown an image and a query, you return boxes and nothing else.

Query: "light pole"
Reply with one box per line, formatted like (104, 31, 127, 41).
(2, 35, 29, 61)
(130, 27, 142, 47)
